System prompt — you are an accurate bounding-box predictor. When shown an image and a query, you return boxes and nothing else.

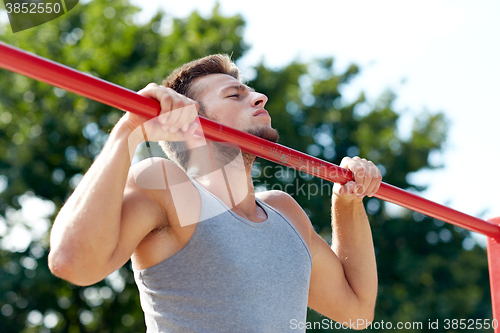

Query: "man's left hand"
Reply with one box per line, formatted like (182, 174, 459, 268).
(333, 156, 382, 203)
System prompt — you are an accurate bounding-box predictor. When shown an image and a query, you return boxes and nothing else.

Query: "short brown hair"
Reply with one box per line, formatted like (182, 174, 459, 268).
(158, 54, 240, 171)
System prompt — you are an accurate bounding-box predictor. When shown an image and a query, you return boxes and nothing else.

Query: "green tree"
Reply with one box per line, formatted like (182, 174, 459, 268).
(0, 0, 246, 331)
(0, 0, 492, 332)
(248, 61, 491, 331)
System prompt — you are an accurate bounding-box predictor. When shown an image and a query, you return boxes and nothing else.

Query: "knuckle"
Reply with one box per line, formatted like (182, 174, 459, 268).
(353, 165, 364, 173)
(173, 100, 184, 110)
(165, 117, 176, 126)
(161, 94, 172, 103)
(176, 118, 186, 127)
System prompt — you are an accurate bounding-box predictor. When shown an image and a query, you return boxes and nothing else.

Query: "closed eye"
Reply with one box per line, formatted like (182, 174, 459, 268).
(228, 94, 240, 98)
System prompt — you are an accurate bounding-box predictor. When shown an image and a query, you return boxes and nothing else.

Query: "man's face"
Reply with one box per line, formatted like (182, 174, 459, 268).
(192, 74, 279, 143)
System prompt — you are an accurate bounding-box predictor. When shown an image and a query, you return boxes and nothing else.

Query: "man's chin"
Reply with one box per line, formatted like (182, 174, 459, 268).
(246, 125, 280, 143)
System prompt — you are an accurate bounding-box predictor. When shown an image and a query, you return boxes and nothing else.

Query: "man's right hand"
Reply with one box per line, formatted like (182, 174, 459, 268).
(49, 82, 201, 286)
(119, 83, 200, 142)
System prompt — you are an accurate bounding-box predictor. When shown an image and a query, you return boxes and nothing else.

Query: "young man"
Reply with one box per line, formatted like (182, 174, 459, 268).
(49, 54, 381, 332)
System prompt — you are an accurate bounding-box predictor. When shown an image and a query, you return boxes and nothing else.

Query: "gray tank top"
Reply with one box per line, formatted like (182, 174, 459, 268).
(133, 176, 312, 332)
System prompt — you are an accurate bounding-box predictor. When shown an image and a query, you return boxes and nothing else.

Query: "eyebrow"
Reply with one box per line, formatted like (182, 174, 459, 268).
(220, 84, 255, 95)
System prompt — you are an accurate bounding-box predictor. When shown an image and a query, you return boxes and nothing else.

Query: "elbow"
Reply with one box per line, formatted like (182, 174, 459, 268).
(336, 299, 375, 330)
(48, 250, 96, 287)
(352, 287, 377, 330)
(352, 303, 376, 330)
(353, 314, 375, 331)
(341, 313, 374, 331)
(328, 306, 375, 331)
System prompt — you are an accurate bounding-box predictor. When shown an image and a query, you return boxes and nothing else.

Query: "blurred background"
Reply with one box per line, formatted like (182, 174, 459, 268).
(0, 0, 498, 331)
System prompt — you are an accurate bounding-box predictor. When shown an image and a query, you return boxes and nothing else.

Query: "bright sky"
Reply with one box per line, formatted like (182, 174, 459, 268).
(1, 1, 498, 249)
(129, 0, 500, 241)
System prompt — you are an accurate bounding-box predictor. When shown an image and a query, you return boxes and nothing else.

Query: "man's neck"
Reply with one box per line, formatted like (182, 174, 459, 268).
(186, 141, 262, 220)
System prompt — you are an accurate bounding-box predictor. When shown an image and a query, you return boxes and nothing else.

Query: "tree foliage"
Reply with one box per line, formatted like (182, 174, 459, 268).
(248, 58, 490, 332)
(0, 0, 491, 332)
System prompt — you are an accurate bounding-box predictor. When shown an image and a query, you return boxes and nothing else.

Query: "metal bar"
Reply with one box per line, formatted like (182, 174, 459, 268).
(487, 217, 500, 332)
(1, 41, 499, 239)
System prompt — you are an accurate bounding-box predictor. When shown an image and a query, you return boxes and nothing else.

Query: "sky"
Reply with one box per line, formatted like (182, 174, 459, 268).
(127, 0, 500, 242)
(0, 0, 498, 248)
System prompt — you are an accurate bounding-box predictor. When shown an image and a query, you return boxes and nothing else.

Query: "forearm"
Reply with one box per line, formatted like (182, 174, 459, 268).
(331, 196, 378, 310)
(49, 117, 142, 276)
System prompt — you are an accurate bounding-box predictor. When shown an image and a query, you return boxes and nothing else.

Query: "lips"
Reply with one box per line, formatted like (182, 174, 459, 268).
(253, 109, 269, 117)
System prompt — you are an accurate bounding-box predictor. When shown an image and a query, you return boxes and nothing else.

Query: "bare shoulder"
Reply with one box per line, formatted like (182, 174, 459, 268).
(256, 189, 303, 211)
(256, 190, 312, 249)
(127, 157, 188, 192)
(256, 190, 297, 209)
(125, 157, 201, 270)
(124, 157, 195, 228)
(123, 157, 173, 228)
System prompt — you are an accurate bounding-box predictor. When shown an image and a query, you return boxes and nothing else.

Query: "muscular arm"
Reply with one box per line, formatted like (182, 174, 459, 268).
(262, 186, 377, 328)
(48, 84, 199, 286)
(48, 118, 159, 285)
(307, 157, 381, 329)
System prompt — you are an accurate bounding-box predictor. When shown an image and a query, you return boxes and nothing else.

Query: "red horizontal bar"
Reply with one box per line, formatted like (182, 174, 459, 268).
(1, 41, 499, 239)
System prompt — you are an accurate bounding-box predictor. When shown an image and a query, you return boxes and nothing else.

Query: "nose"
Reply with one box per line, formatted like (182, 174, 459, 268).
(251, 91, 268, 108)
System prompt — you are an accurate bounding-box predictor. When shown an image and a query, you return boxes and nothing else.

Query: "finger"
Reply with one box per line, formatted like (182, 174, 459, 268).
(354, 183, 366, 197)
(163, 107, 182, 130)
(137, 82, 159, 97)
(139, 84, 175, 116)
(359, 160, 374, 197)
(138, 84, 165, 123)
(169, 91, 188, 112)
(173, 105, 196, 133)
(155, 95, 175, 125)
(346, 181, 357, 195)
(364, 180, 377, 198)
(182, 105, 199, 132)
(336, 181, 356, 196)
(182, 122, 199, 138)
(350, 163, 367, 196)
(365, 164, 381, 197)
(372, 166, 383, 196)
(155, 87, 189, 119)
(157, 92, 178, 123)
(167, 102, 197, 131)
(355, 169, 366, 197)
(165, 93, 196, 130)
(341, 156, 364, 175)
(339, 156, 352, 169)
(169, 121, 198, 141)
(168, 108, 190, 133)
(350, 157, 376, 196)
(333, 183, 343, 196)
(372, 181, 381, 196)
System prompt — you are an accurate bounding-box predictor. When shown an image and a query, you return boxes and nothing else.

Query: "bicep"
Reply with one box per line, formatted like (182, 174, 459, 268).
(106, 182, 165, 274)
(308, 232, 361, 322)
